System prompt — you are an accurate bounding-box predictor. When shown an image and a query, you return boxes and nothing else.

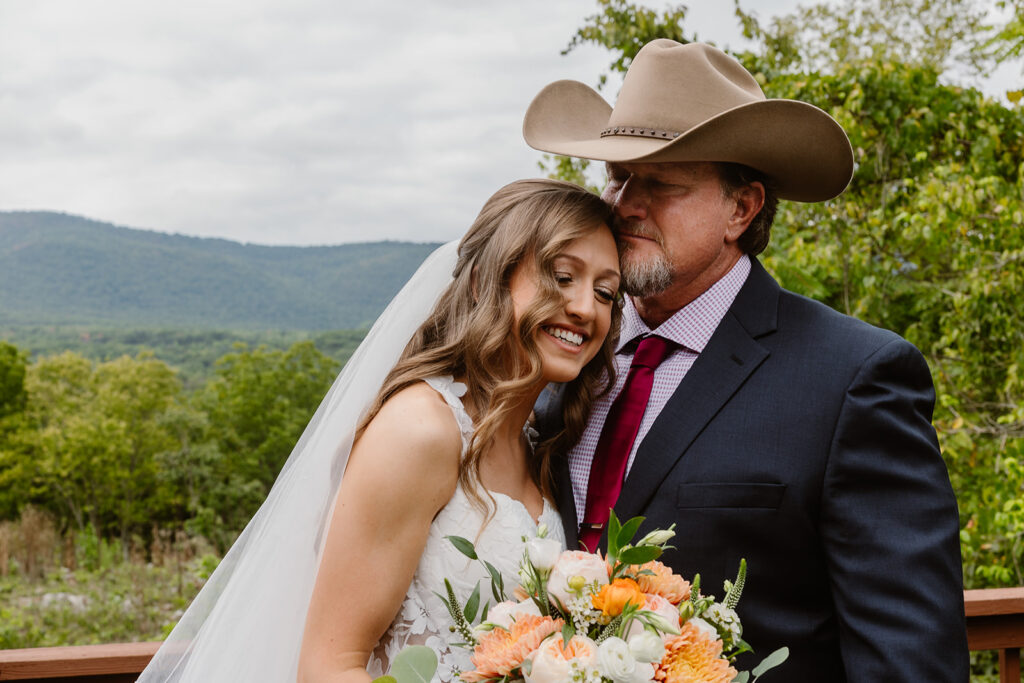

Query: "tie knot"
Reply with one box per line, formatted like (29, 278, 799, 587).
(630, 335, 675, 370)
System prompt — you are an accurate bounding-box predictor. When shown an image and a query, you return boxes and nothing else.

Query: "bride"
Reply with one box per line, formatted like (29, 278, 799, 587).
(138, 178, 621, 682)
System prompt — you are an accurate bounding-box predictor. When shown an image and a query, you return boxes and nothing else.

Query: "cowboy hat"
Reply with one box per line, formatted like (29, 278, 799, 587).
(523, 40, 854, 202)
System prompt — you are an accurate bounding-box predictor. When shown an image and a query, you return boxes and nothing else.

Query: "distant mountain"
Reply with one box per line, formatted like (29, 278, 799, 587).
(0, 211, 442, 330)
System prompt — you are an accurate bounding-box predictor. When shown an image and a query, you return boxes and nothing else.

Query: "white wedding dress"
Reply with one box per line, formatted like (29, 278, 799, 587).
(366, 376, 566, 683)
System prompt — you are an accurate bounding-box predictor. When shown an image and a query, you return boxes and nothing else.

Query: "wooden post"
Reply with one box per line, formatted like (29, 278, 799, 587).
(999, 648, 1020, 683)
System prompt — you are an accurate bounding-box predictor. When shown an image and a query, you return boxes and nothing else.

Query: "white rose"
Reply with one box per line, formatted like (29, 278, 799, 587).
(526, 537, 563, 571)
(627, 630, 666, 664)
(525, 635, 598, 683)
(548, 550, 609, 607)
(597, 637, 642, 683)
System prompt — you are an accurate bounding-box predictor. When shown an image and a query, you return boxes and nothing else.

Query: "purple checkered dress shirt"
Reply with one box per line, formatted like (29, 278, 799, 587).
(567, 255, 752, 519)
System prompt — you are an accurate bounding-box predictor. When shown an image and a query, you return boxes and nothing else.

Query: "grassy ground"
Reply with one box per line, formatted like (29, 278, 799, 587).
(0, 559, 213, 648)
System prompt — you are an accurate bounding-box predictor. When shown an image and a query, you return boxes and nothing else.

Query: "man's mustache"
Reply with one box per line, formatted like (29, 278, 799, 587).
(614, 221, 665, 247)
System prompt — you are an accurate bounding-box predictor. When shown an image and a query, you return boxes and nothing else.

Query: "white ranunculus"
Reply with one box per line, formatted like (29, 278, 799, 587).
(548, 550, 609, 607)
(627, 630, 666, 664)
(597, 637, 642, 683)
(526, 537, 563, 571)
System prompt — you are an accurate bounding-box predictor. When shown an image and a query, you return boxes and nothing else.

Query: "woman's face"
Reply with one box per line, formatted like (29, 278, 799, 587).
(508, 223, 620, 384)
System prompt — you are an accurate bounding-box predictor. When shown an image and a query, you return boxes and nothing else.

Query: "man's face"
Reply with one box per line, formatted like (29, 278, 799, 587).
(601, 161, 749, 308)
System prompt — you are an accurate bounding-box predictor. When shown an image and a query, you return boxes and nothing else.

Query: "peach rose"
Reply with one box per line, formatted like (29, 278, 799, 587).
(524, 634, 599, 683)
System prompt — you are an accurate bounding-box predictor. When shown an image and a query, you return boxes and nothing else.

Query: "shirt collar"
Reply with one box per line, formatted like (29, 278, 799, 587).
(617, 254, 752, 354)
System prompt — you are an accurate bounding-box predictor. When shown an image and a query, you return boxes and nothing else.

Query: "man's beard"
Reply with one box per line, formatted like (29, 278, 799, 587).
(616, 224, 673, 297)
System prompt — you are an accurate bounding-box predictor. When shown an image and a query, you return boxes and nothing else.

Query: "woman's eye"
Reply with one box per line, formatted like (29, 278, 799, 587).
(555, 272, 573, 285)
(595, 288, 616, 303)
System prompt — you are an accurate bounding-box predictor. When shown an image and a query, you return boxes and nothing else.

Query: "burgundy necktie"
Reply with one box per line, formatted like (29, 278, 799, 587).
(579, 335, 676, 551)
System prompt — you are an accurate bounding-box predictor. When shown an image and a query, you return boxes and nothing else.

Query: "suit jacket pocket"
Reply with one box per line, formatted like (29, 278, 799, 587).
(676, 482, 786, 509)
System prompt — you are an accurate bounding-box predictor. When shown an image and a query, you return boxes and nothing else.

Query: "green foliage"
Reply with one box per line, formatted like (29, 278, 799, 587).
(563, 0, 692, 90)
(192, 341, 339, 550)
(0, 211, 439, 330)
(0, 341, 27, 419)
(733, 0, 992, 77)
(0, 326, 366, 389)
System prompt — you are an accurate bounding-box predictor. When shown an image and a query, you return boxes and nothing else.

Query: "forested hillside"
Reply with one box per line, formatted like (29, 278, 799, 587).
(0, 211, 440, 330)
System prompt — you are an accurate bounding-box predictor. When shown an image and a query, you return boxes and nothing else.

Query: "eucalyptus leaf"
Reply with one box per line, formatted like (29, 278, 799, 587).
(371, 676, 397, 683)
(731, 673, 750, 683)
(752, 647, 790, 679)
(389, 645, 438, 683)
(445, 535, 478, 560)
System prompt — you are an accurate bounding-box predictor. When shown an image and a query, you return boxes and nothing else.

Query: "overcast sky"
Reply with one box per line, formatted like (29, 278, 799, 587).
(1, 1, 1019, 246)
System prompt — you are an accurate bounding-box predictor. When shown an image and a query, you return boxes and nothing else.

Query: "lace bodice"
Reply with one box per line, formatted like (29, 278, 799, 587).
(366, 377, 565, 682)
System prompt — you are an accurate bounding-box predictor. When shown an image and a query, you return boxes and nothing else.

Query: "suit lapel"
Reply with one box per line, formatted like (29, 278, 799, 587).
(553, 453, 579, 548)
(613, 259, 780, 522)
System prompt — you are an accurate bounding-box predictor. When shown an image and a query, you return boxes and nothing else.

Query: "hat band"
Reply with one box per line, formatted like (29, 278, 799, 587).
(600, 125, 681, 140)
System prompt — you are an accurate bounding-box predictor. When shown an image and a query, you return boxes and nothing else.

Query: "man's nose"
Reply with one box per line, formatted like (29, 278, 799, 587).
(603, 176, 648, 222)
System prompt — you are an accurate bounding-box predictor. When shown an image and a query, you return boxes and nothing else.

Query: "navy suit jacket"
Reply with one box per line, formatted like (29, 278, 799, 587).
(538, 258, 968, 682)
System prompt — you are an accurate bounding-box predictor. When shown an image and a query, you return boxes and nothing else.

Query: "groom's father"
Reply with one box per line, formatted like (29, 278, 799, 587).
(526, 40, 968, 681)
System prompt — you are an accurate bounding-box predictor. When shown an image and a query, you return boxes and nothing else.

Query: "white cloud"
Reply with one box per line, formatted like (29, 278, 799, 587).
(0, 0, 1019, 245)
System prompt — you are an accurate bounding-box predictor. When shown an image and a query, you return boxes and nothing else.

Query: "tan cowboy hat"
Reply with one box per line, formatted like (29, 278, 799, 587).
(523, 40, 854, 202)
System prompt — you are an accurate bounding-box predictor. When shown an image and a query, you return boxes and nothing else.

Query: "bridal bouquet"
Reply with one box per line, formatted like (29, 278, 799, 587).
(437, 514, 787, 683)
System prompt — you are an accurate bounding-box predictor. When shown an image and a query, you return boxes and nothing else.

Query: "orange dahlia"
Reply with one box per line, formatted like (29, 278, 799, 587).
(461, 614, 564, 682)
(653, 621, 736, 683)
(635, 560, 691, 605)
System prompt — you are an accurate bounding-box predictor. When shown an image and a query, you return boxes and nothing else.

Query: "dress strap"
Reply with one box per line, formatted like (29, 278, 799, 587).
(423, 376, 475, 456)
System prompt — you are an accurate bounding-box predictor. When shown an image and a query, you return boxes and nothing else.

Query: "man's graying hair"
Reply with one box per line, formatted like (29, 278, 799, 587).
(716, 162, 779, 256)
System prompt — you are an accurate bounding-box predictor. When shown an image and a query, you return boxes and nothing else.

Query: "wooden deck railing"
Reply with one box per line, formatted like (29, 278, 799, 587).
(2, 588, 1024, 681)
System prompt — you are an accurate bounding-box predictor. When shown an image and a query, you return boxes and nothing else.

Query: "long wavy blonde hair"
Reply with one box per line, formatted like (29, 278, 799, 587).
(359, 178, 620, 514)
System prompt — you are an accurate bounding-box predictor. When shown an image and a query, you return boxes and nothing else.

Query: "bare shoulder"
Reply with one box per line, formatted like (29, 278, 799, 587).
(349, 382, 463, 497)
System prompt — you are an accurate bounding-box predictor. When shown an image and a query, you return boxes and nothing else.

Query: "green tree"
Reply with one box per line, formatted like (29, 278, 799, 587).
(0, 341, 30, 518)
(194, 341, 339, 550)
(0, 341, 27, 419)
(10, 352, 187, 555)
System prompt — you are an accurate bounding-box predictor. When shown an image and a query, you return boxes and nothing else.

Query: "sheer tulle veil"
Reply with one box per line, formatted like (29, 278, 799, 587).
(138, 240, 460, 682)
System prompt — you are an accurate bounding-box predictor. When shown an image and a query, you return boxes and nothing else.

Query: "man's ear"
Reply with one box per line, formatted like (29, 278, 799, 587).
(726, 181, 765, 242)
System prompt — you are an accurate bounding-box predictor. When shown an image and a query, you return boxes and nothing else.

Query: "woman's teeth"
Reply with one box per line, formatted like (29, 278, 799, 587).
(544, 326, 584, 346)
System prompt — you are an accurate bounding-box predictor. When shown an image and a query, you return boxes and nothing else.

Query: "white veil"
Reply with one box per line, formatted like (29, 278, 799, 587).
(138, 240, 460, 682)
